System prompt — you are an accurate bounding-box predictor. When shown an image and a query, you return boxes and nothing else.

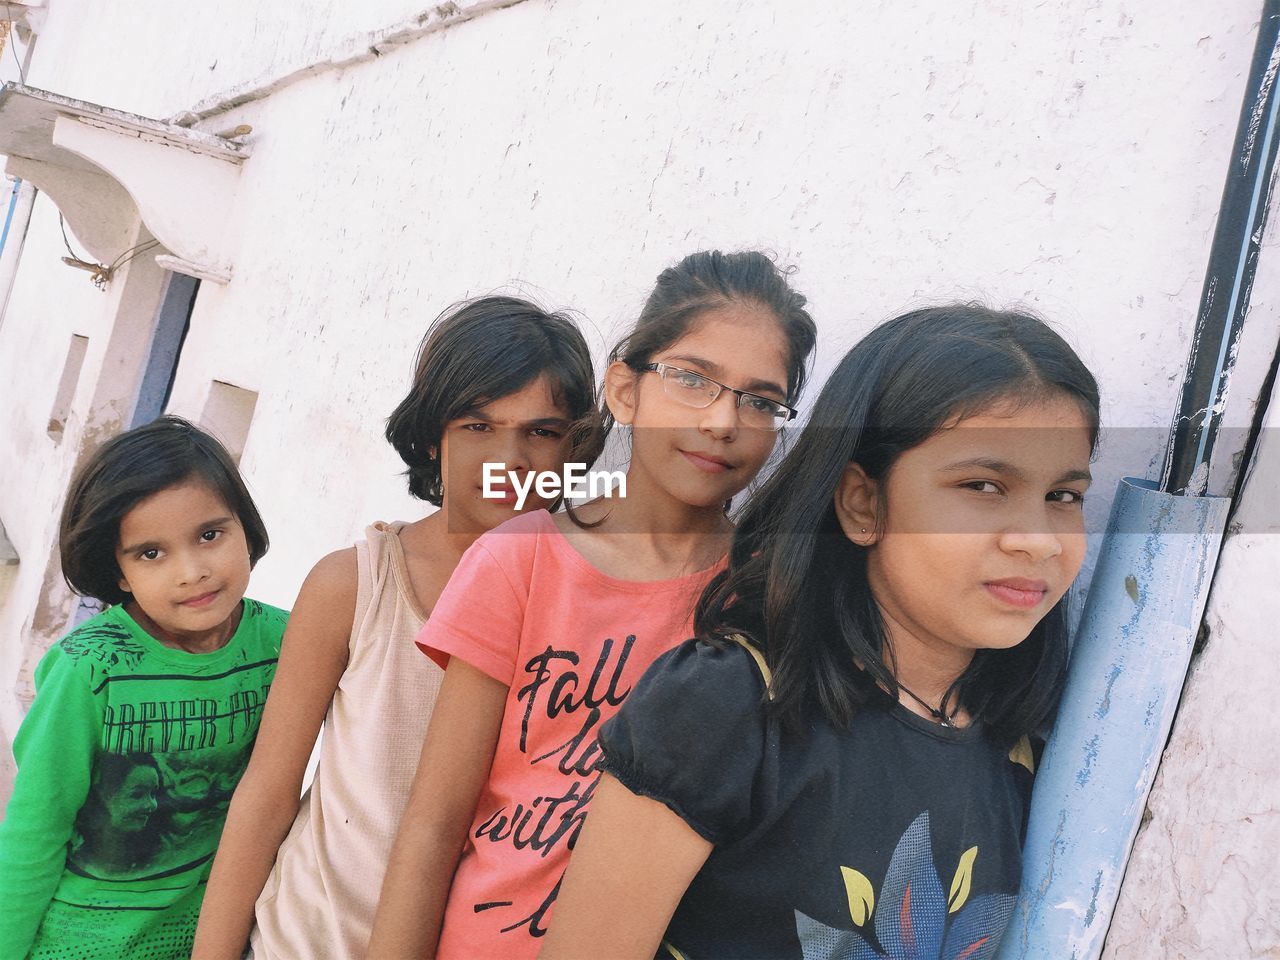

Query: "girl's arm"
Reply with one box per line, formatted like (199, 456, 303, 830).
(538, 774, 712, 959)
(0, 646, 99, 957)
(190, 549, 357, 960)
(365, 658, 508, 959)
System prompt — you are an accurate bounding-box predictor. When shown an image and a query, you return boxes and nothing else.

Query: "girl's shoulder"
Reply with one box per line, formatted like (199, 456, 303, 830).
(49, 605, 150, 677)
(642, 635, 770, 703)
(481, 507, 557, 540)
(240, 596, 289, 636)
(467, 508, 561, 568)
(604, 637, 771, 752)
(631, 637, 773, 743)
(287, 545, 359, 623)
(425, 511, 559, 617)
(598, 637, 771, 845)
(232, 597, 289, 660)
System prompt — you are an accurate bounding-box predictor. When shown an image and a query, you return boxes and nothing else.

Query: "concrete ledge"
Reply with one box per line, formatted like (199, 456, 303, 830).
(0, 83, 248, 282)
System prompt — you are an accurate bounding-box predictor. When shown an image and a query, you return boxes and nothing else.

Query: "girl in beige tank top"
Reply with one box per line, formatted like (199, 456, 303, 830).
(190, 297, 600, 960)
(250, 522, 438, 958)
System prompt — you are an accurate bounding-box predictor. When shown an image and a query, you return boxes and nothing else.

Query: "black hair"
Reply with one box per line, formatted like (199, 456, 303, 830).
(694, 303, 1101, 745)
(59, 416, 269, 607)
(384, 295, 600, 505)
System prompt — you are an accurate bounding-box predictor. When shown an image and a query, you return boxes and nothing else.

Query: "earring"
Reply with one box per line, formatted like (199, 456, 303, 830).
(861, 527, 867, 533)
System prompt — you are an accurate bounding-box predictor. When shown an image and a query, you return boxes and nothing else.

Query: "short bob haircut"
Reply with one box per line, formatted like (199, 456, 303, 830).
(384, 295, 599, 505)
(696, 303, 1100, 746)
(60, 416, 270, 606)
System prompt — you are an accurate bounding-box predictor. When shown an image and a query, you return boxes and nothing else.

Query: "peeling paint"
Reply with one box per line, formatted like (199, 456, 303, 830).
(1083, 871, 1104, 928)
(1239, 32, 1280, 171)
(1076, 734, 1100, 785)
(1095, 664, 1123, 719)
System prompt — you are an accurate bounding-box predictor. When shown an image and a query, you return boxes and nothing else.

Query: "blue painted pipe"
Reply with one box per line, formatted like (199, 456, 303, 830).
(997, 7, 1278, 955)
(995, 478, 1229, 960)
(0, 178, 21, 255)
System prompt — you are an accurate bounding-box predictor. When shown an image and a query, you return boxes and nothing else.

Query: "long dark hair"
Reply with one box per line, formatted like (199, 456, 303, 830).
(385, 295, 600, 505)
(694, 304, 1100, 745)
(60, 417, 269, 606)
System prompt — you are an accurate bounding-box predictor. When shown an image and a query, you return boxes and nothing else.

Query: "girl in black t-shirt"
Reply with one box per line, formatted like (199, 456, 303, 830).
(542, 304, 1101, 960)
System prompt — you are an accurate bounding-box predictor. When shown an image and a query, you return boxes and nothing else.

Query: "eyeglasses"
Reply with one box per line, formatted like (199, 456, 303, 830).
(642, 362, 797, 431)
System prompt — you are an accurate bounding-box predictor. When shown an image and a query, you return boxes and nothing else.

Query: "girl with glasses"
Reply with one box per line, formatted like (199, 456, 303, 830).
(367, 250, 817, 959)
(543, 304, 1099, 960)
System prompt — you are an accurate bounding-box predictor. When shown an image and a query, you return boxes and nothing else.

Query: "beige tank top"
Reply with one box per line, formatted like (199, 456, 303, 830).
(250, 522, 444, 960)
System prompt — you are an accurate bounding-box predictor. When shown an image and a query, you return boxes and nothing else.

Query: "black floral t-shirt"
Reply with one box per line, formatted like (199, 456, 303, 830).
(598, 638, 1038, 960)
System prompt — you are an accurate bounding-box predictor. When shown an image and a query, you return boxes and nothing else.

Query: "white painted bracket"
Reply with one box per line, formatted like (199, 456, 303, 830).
(3, 0, 47, 40)
(5, 154, 135, 263)
(153, 254, 231, 285)
(0, 83, 249, 283)
(51, 115, 243, 279)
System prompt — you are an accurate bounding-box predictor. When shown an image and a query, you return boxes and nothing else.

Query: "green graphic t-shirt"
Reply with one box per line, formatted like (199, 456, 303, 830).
(0, 599, 286, 960)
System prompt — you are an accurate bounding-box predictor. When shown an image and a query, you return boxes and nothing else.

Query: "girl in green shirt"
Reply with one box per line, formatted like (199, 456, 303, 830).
(0, 417, 287, 960)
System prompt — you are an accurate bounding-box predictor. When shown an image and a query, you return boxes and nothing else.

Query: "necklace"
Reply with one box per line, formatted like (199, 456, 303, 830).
(894, 679, 957, 728)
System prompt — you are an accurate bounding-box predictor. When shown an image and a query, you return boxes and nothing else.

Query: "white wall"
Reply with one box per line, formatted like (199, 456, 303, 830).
(0, 1, 1276, 948)
(19, 0, 512, 120)
(171, 0, 1253, 601)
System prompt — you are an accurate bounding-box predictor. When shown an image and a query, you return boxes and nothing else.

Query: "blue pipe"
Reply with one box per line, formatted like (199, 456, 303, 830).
(996, 6, 1280, 955)
(0, 178, 21, 255)
(995, 479, 1229, 959)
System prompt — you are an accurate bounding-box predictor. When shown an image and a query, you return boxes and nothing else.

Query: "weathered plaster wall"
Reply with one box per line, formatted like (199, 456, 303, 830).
(0, 192, 144, 730)
(20, 0, 527, 121)
(0, 0, 1254, 729)
(0, 0, 1276, 948)
(157, 0, 1256, 607)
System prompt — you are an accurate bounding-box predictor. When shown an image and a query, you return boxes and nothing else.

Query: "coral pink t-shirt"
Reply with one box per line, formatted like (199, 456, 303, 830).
(418, 509, 724, 960)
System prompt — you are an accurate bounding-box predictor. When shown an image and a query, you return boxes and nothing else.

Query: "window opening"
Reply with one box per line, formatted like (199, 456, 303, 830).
(47, 334, 89, 440)
(131, 273, 199, 427)
(201, 381, 258, 466)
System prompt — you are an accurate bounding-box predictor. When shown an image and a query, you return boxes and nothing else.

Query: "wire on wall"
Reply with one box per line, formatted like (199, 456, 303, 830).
(1, 4, 29, 84)
(58, 213, 160, 289)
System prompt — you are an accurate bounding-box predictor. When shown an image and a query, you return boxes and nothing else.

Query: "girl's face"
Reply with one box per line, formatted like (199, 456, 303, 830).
(847, 393, 1093, 663)
(609, 302, 791, 509)
(107, 764, 160, 833)
(115, 479, 252, 647)
(439, 373, 575, 534)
